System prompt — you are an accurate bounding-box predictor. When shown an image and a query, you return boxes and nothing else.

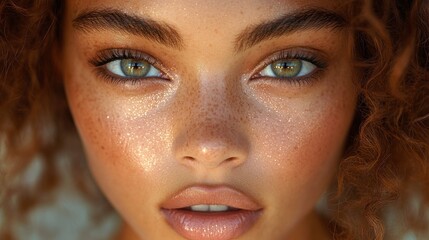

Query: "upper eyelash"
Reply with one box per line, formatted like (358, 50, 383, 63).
(89, 48, 160, 68)
(89, 48, 326, 86)
(249, 49, 328, 86)
(259, 50, 328, 72)
(89, 48, 169, 85)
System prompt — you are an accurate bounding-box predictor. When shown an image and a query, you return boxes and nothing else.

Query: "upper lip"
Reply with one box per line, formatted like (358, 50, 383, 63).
(160, 185, 263, 211)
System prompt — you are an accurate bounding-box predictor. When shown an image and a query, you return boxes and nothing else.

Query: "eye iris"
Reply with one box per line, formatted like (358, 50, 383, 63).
(120, 59, 150, 77)
(271, 59, 302, 78)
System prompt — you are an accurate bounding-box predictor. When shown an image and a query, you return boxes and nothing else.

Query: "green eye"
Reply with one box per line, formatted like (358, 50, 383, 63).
(120, 59, 151, 77)
(260, 59, 316, 79)
(271, 60, 302, 78)
(106, 59, 162, 78)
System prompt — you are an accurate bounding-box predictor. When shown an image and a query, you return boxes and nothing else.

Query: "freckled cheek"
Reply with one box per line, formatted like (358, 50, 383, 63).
(65, 84, 175, 200)
(251, 96, 355, 198)
(79, 110, 173, 178)
(292, 113, 347, 180)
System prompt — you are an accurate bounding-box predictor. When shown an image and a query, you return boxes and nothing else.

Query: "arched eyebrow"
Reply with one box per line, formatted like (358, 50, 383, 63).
(72, 9, 184, 49)
(234, 8, 347, 52)
(72, 8, 346, 52)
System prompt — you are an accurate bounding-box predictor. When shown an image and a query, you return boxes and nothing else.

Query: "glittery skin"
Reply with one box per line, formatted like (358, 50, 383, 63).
(62, 0, 358, 239)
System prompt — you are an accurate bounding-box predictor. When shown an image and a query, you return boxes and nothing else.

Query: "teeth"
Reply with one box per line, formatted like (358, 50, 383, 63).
(189, 204, 230, 212)
(209, 205, 229, 212)
(190, 204, 210, 212)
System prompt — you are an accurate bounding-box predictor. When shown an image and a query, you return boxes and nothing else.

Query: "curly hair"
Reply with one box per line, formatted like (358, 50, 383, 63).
(0, 0, 428, 239)
(0, 0, 63, 215)
(332, 0, 429, 239)
(0, 0, 110, 238)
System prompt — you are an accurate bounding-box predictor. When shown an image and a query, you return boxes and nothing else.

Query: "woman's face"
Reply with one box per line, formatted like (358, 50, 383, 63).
(62, 0, 357, 239)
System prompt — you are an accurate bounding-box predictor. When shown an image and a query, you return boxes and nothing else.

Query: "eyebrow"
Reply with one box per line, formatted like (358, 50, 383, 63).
(234, 8, 347, 52)
(72, 9, 184, 49)
(72, 8, 346, 52)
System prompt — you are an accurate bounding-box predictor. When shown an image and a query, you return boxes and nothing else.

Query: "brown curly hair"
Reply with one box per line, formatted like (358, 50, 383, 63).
(1, 0, 428, 239)
(332, 0, 429, 239)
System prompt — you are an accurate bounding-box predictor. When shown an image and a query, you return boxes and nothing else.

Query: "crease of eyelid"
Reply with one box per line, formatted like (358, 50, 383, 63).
(72, 8, 184, 49)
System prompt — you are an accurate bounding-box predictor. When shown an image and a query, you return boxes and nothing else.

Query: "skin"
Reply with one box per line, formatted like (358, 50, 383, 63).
(61, 0, 358, 239)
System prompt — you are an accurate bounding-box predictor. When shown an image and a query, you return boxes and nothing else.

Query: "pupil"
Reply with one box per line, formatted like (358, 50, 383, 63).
(271, 59, 302, 78)
(121, 59, 150, 77)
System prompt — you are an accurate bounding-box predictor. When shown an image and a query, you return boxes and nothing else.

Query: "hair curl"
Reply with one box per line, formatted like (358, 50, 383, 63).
(0, 0, 428, 239)
(332, 0, 429, 239)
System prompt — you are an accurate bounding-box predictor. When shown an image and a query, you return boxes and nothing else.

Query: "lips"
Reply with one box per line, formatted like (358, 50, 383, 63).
(160, 185, 263, 240)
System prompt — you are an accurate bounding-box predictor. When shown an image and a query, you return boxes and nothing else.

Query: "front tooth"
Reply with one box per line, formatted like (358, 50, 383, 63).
(189, 204, 230, 212)
(190, 205, 210, 212)
(209, 205, 229, 212)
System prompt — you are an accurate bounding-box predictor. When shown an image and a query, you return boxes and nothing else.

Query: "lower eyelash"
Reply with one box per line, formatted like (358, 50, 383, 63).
(267, 68, 324, 87)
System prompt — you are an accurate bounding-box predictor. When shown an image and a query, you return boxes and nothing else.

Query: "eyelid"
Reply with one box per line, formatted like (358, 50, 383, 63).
(250, 48, 328, 83)
(260, 49, 327, 72)
(90, 48, 161, 67)
(89, 48, 170, 83)
(248, 47, 329, 87)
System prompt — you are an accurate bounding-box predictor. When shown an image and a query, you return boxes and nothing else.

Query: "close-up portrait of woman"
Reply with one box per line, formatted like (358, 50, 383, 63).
(0, 0, 428, 239)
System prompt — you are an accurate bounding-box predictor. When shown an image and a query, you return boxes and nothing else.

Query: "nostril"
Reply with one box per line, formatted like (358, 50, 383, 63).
(173, 125, 250, 170)
(225, 157, 237, 162)
(183, 156, 196, 161)
(222, 157, 243, 168)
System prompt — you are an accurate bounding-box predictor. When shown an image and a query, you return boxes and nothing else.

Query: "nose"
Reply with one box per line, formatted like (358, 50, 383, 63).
(173, 118, 249, 170)
(172, 67, 250, 171)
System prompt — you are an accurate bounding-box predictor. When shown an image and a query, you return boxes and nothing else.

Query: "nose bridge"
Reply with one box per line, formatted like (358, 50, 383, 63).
(197, 71, 233, 118)
(172, 73, 249, 170)
(183, 69, 240, 130)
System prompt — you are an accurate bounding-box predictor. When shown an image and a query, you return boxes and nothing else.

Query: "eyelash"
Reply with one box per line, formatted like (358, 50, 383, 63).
(89, 48, 327, 86)
(90, 49, 167, 84)
(252, 50, 328, 86)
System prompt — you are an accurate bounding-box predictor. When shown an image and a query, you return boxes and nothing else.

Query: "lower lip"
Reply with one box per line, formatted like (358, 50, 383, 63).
(161, 209, 262, 240)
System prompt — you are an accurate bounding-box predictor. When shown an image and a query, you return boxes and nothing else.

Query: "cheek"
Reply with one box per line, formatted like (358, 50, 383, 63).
(247, 78, 357, 211)
(63, 65, 176, 205)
